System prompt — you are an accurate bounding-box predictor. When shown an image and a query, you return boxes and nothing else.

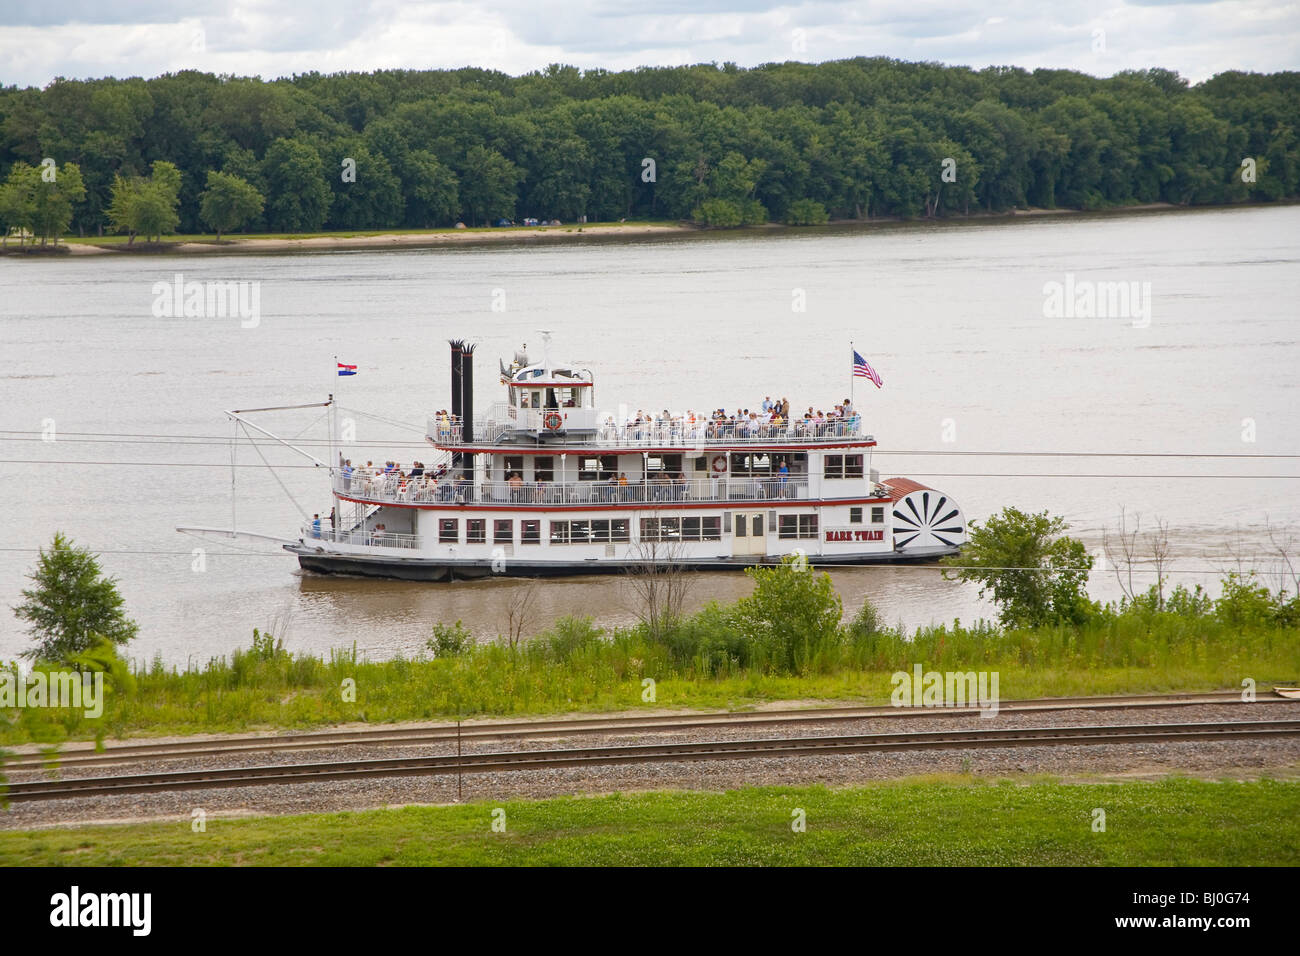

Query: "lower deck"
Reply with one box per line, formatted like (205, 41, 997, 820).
(292, 485, 965, 581)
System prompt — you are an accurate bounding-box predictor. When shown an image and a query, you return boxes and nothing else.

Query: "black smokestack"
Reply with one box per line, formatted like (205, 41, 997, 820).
(449, 340, 464, 423)
(461, 343, 475, 445)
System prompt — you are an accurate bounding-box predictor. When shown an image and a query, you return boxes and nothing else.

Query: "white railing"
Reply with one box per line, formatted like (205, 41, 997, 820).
(300, 524, 421, 549)
(333, 472, 815, 506)
(427, 414, 868, 447)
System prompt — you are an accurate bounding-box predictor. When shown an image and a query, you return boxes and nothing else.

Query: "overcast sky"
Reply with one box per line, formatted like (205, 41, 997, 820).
(2, 0, 1297, 89)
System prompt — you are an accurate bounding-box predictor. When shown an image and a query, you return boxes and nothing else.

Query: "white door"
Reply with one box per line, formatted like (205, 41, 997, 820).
(732, 512, 767, 556)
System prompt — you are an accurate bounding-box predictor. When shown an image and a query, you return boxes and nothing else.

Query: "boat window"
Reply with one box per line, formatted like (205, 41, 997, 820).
(779, 514, 819, 539)
(467, 519, 486, 543)
(521, 520, 541, 544)
(701, 516, 721, 541)
(494, 520, 513, 544)
(735, 515, 748, 537)
(872, 506, 885, 523)
(533, 456, 554, 483)
(439, 519, 459, 543)
(824, 455, 863, 479)
(518, 389, 528, 408)
(850, 507, 863, 524)
(611, 519, 630, 542)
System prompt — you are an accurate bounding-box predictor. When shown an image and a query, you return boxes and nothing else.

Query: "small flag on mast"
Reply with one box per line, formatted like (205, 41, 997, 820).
(337, 363, 357, 377)
(853, 350, 882, 388)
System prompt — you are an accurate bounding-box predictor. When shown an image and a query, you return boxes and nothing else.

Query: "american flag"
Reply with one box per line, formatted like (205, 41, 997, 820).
(853, 350, 882, 388)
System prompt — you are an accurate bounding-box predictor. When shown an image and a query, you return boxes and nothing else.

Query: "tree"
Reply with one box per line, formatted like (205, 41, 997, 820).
(457, 145, 522, 225)
(198, 169, 264, 240)
(12, 532, 139, 663)
(261, 137, 331, 232)
(325, 139, 403, 229)
(623, 538, 694, 640)
(785, 198, 828, 225)
(29, 161, 86, 245)
(0, 162, 36, 246)
(942, 507, 1094, 628)
(106, 160, 181, 243)
(731, 556, 843, 673)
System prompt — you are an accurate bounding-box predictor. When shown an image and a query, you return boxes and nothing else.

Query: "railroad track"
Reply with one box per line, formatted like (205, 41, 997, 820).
(3, 689, 1291, 772)
(4, 719, 1299, 803)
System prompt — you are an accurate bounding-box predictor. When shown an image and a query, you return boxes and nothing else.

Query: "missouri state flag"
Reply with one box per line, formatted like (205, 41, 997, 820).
(853, 350, 882, 388)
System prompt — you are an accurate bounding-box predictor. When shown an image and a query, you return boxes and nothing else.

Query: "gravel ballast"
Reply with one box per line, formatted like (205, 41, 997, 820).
(3, 701, 1298, 830)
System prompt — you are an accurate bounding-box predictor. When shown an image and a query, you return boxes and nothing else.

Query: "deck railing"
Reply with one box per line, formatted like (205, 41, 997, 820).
(333, 472, 814, 506)
(427, 414, 868, 447)
(300, 524, 421, 549)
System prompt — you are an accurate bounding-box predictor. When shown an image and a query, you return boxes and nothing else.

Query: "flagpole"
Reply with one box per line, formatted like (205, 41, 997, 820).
(849, 340, 854, 410)
(331, 354, 338, 471)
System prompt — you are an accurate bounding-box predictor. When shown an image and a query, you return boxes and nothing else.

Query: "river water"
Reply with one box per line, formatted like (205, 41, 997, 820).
(2, 205, 1297, 666)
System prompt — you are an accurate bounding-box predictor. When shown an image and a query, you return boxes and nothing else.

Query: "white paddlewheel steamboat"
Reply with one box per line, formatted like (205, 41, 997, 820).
(285, 338, 967, 580)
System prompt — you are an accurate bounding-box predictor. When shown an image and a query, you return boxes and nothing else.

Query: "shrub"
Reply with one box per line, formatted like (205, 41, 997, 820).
(1215, 573, 1275, 628)
(428, 620, 474, 657)
(731, 557, 843, 673)
(785, 199, 828, 225)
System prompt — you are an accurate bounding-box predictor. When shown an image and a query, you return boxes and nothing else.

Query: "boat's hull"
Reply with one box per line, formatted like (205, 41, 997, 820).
(287, 544, 959, 582)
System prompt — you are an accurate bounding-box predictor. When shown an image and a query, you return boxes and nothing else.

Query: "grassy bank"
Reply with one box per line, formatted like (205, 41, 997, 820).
(2, 611, 1295, 746)
(3, 776, 1296, 866)
(4, 560, 1297, 745)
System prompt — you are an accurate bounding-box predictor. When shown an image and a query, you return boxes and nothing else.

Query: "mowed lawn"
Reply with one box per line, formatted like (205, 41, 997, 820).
(3, 776, 1297, 867)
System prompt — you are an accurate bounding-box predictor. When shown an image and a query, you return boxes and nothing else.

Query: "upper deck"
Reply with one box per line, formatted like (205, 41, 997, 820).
(432, 336, 873, 452)
(428, 407, 875, 451)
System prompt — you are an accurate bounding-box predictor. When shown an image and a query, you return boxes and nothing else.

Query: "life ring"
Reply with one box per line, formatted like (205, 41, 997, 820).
(711, 454, 728, 474)
(543, 411, 563, 431)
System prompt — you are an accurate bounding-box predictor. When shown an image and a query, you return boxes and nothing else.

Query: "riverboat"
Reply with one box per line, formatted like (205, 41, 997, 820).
(281, 336, 968, 580)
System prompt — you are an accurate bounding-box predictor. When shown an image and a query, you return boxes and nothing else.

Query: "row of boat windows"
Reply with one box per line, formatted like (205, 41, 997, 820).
(433, 514, 856, 544)
(491, 453, 863, 481)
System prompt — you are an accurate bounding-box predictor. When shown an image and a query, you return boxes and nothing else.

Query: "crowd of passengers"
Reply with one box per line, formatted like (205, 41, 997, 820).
(602, 396, 858, 439)
(337, 458, 799, 504)
(432, 396, 860, 440)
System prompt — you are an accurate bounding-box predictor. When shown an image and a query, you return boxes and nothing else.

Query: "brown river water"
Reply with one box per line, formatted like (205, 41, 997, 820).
(2, 205, 1297, 665)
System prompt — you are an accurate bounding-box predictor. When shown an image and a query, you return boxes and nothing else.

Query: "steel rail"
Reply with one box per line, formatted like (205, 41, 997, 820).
(5, 690, 1291, 772)
(5, 719, 1298, 803)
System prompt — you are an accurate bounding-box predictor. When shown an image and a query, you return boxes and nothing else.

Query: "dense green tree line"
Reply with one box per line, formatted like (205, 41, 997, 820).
(0, 58, 1295, 238)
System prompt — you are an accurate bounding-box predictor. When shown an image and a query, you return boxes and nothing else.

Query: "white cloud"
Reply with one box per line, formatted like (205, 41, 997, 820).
(0, 0, 1295, 87)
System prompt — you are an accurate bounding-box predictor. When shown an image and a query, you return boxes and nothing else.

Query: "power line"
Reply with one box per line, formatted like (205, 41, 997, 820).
(2, 459, 1295, 479)
(2, 429, 1298, 458)
(0, 547, 1275, 574)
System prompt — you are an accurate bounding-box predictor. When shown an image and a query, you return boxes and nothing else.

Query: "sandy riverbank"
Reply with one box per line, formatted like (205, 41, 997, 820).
(58, 221, 697, 255)
(28, 201, 1245, 257)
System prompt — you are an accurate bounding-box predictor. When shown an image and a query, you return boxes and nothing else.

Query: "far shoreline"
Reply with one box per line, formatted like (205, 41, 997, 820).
(6, 199, 1294, 258)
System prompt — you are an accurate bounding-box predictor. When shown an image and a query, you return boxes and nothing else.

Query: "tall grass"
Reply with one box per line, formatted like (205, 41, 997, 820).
(2, 576, 1296, 745)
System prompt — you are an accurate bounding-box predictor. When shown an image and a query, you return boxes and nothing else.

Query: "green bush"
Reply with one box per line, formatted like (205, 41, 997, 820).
(428, 620, 474, 657)
(1215, 572, 1276, 628)
(785, 199, 828, 225)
